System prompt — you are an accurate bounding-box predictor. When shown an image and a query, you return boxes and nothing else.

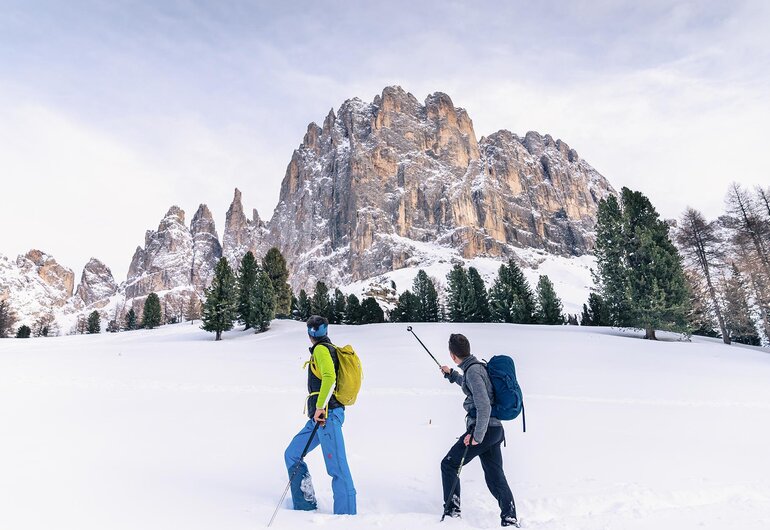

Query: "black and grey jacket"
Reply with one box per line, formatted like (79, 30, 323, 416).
(446, 354, 501, 442)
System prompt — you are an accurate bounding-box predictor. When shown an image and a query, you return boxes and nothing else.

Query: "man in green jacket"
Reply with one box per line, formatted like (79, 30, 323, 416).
(283, 315, 356, 515)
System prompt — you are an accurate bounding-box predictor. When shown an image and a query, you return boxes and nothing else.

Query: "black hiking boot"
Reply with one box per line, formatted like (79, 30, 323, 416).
(501, 515, 520, 527)
(442, 508, 461, 520)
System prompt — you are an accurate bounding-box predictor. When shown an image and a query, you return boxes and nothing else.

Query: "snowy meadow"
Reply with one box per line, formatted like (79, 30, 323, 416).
(1, 321, 769, 530)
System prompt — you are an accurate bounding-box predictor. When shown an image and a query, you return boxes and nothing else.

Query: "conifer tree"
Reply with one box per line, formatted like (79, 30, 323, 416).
(489, 260, 535, 323)
(685, 270, 719, 338)
(237, 251, 259, 330)
(297, 289, 312, 320)
(446, 264, 473, 322)
(391, 290, 420, 322)
(331, 289, 347, 324)
(580, 293, 608, 326)
(593, 194, 631, 326)
(142, 293, 162, 329)
(0, 300, 19, 338)
(249, 270, 275, 332)
(594, 188, 689, 339)
(87, 310, 101, 334)
(311, 281, 332, 319)
(467, 267, 491, 322)
(201, 257, 237, 341)
(412, 270, 440, 322)
(290, 293, 299, 320)
(262, 247, 292, 317)
(16, 324, 31, 338)
(622, 188, 689, 339)
(361, 297, 385, 323)
(345, 294, 363, 324)
(723, 264, 761, 345)
(535, 275, 564, 324)
(185, 295, 201, 324)
(124, 308, 138, 331)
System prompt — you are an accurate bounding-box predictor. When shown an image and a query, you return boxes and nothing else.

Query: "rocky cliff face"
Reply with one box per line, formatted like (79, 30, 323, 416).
(124, 204, 222, 316)
(0, 250, 76, 327)
(267, 86, 616, 290)
(75, 258, 118, 307)
(222, 188, 268, 268)
(2, 86, 617, 330)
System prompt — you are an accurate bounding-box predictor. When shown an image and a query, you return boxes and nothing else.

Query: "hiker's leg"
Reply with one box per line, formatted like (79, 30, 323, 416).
(441, 432, 484, 515)
(478, 427, 516, 520)
(284, 419, 322, 511)
(319, 408, 356, 515)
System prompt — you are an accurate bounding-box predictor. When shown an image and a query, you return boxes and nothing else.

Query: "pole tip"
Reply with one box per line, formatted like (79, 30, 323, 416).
(406, 326, 412, 332)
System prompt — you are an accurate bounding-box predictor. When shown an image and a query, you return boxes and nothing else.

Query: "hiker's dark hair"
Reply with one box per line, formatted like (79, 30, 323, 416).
(448, 333, 471, 359)
(306, 315, 328, 328)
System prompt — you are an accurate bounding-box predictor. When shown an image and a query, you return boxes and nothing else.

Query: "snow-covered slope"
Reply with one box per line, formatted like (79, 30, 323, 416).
(343, 246, 595, 315)
(1, 321, 769, 530)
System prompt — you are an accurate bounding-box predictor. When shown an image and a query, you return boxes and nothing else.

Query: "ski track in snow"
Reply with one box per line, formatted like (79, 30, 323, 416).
(1, 320, 769, 530)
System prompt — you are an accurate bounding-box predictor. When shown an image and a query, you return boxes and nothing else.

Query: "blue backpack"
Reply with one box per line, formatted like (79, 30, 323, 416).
(470, 356, 526, 432)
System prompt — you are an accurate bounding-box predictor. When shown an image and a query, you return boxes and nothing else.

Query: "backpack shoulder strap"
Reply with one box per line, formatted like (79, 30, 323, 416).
(311, 341, 339, 371)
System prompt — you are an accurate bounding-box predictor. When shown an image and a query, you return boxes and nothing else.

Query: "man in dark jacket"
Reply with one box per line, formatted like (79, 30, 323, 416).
(440, 333, 519, 527)
(283, 315, 356, 515)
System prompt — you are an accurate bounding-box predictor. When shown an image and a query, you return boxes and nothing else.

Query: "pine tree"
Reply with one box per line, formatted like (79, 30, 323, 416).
(722, 264, 761, 345)
(412, 270, 440, 322)
(262, 247, 292, 318)
(361, 297, 385, 323)
(124, 308, 138, 331)
(685, 270, 719, 338)
(391, 290, 420, 322)
(593, 194, 631, 326)
(467, 267, 491, 322)
(535, 275, 563, 324)
(237, 251, 259, 330)
(249, 270, 275, 332)
(489, 260, 535, 323)
(16, 325, 31, 338)
(201, 257, 237, 341)
(622, 188, 689, 339)
(290, 293, 299, 320)
(331, 289, 346, 324)
(0, 300, 19, 338)
(580, 293, 608, 326)
(87, 311, 101, 334)
(446, 264, 473, 322)
(311, 281, 332, 318)
(297, 289, 312, 320)
(142, 293, 162, 329)
(345, 294, 363, 324)
(185, 295, 201, 324)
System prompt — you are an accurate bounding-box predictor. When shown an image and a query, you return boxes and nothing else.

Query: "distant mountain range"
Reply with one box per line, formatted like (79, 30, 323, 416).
(0, 86, 615, 332)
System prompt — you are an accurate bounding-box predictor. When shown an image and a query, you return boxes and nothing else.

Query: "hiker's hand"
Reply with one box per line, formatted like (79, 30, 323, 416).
(440, 365, 452, 375)
(313, 409, 326, 425)
(464, 434, 479, 446)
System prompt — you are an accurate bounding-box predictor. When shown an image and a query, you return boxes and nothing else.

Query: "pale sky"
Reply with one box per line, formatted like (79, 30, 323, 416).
(1, 1, 769, 282)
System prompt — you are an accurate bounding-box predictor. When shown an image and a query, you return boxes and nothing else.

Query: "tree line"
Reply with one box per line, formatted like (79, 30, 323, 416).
(588, 184, 768, 345)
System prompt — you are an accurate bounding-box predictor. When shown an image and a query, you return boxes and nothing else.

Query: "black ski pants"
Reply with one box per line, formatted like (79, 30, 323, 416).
(441, 425, 516, 519)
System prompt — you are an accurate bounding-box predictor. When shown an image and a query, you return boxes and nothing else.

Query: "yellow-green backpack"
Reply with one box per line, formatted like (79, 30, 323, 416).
(309, 343, 363, 406)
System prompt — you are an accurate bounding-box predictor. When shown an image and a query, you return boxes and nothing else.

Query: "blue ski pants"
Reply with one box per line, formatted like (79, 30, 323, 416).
(283, 407, 356, 515)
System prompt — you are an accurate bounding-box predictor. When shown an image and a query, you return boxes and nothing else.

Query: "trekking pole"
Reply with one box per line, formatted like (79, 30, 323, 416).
(267, 421, 322, 527)
(441, 436, 471, 522)
(406, 326, 442, 368)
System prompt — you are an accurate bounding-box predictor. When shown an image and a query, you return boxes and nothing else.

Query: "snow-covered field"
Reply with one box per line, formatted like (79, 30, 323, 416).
(1, 321, 769, 530)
